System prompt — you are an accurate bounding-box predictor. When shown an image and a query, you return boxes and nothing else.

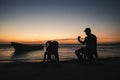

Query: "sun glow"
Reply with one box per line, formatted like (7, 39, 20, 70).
(0, 0, 119, 44)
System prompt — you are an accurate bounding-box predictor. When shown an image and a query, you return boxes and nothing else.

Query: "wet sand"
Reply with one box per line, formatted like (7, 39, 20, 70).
(0, 57, 120, 80)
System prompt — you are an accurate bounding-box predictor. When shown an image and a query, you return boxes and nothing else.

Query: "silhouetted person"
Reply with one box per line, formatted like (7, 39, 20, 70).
(43, 40, 51, 62)
(52, 41, 59, 61)
(43, 40, 59, 62)
(75, 28, 98, 64)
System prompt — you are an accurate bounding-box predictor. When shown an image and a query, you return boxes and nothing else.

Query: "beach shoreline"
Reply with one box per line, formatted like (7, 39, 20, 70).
(0, 57, 120, 80)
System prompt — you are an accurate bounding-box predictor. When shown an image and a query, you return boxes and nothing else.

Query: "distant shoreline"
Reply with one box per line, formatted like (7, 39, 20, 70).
(0, 42, 120, 45)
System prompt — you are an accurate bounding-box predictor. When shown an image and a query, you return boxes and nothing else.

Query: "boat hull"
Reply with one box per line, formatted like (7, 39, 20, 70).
(11, 42, 44, 53)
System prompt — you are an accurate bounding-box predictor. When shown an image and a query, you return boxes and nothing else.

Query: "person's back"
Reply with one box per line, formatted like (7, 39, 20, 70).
(48, 41, 58, 53)
(85, 33, 98, 61)
(85, 33, 97, 51)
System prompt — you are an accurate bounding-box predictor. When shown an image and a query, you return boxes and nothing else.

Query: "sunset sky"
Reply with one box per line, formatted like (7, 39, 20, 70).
(0, 0, 120, 44)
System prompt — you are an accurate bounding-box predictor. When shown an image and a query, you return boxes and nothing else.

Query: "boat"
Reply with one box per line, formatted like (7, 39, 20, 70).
(11, 42, 44, 53)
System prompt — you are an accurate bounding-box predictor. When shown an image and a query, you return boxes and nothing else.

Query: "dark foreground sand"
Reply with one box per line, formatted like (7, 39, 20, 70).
(0, 57, 120, 80)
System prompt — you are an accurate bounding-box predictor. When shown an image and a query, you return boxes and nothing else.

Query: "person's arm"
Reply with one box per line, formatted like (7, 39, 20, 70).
(78, 36, 86, 45)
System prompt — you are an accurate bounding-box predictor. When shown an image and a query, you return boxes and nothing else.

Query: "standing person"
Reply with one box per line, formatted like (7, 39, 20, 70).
(75, 28, 98, 64)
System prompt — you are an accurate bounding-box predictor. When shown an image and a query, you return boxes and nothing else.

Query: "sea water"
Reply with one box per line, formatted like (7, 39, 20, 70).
(0, 44, 120, 63)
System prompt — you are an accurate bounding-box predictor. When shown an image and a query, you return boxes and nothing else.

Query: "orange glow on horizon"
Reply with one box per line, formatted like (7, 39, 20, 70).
(0, 26, 119, 44)
(0, 36, 120, 44)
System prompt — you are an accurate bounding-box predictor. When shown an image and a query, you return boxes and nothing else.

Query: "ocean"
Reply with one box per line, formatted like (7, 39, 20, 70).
(0, 44, 120, 63)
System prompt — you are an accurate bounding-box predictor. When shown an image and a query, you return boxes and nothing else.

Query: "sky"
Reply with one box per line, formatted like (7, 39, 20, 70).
(0, 0, 120, 44)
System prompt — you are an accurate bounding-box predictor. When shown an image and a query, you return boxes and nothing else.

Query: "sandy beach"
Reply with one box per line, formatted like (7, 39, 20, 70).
(0, 57, 120, 80)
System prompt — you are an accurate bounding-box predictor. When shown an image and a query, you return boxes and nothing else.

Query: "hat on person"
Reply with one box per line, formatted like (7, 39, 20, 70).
(84, 28, 91, 32)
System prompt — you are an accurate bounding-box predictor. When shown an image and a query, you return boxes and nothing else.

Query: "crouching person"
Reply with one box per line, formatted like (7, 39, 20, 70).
(75, 28, 98, 64)
(43, 40, 59, 63)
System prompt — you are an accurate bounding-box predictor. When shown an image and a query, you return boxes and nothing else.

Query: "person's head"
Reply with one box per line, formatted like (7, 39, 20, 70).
(84, 28, 91, 35)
